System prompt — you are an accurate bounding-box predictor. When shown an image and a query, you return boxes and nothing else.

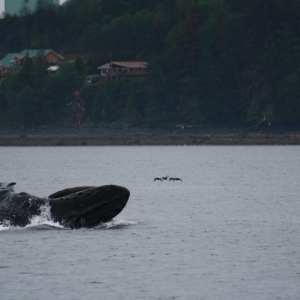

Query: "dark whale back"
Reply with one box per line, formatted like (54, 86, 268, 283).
(0, 183, 45, 227)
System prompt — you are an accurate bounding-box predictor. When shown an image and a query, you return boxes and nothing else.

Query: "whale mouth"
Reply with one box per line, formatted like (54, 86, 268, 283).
(49, 185, 130, 229)
(48, 186, 95, 199)
(69, 204, 125, 228)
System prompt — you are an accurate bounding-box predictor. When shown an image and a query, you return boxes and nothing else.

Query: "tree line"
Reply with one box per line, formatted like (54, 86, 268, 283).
(0, 0, 300, 127)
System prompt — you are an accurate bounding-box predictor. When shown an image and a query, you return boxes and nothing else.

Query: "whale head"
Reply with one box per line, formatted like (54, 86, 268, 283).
(48, 185, 130, 229)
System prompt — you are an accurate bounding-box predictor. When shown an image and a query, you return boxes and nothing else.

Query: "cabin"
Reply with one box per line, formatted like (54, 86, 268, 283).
(98, 61, 148, 79)
(13, 49, 63, 65)
(0, 49, 63, 77)
(0, 53, 22, 76)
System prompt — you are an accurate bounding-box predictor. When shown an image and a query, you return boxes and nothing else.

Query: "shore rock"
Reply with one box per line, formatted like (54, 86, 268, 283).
(0, 125, 300, 146)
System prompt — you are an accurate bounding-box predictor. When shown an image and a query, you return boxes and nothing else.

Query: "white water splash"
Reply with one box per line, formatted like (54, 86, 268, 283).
(24, 203, 64, 229)
(0, 224, 10, 231)
(0, 203, 64, 231)
(0, 206, 136, 231)
(98, 219, 137, 229)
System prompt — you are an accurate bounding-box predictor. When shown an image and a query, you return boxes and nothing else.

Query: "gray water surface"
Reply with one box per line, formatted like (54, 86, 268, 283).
(0, 146, 300, 300)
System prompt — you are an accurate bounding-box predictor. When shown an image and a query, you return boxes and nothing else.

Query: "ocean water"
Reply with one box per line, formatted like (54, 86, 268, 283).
(0, 145, 300, 300)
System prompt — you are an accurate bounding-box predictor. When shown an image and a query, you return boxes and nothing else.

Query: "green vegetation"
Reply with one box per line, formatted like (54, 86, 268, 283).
(1, 0, 300, 126)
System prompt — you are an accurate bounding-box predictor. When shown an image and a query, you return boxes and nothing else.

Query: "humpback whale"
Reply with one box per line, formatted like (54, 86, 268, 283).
(0, 182, 130, 229)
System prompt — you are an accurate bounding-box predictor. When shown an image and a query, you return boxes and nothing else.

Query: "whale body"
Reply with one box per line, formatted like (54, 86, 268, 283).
(0, 182, 130, 229)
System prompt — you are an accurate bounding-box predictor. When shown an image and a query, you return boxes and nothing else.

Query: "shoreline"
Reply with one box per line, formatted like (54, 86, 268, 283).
(0, 125, 300, 146)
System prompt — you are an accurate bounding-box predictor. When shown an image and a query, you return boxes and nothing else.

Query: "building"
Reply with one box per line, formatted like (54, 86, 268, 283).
(4, 0, 59, 15)
(98, 61, 148, 79)
(0, 49, 63, 76)
(0, 53, 22, 76)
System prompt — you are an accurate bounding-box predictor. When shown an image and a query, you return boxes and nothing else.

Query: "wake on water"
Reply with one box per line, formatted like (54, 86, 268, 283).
(0, 203, 136, 231)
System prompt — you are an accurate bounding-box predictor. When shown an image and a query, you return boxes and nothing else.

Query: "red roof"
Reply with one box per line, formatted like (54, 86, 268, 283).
(98, 61, 148, 69)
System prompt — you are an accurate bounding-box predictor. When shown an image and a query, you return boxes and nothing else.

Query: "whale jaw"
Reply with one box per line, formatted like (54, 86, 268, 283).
(49, 185, 130, 229)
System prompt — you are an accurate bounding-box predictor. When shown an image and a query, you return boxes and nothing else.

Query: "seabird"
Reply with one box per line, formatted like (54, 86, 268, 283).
(154, 178, 163, 182)
(169, 177, 182, 181)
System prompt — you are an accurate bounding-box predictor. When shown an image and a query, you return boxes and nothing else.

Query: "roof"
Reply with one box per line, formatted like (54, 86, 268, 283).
(14, 49, 64, 60)
(98, 61, 148, 69)
(0, 53, 22, 69)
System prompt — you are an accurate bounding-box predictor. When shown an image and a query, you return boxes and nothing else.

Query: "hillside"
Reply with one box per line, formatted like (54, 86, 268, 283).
(1, 0, 300, 127)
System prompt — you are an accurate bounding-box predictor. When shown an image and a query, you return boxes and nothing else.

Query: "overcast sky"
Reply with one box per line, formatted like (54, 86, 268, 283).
(0, 0, 69, 15)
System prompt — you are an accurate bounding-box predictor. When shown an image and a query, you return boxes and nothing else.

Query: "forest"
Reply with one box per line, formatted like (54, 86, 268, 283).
(0, 0, 300, 127)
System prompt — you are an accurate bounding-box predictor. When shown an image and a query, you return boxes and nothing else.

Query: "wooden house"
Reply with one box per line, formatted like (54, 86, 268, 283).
(98, 61, 148, 79)
(0, 49, 63, 76)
